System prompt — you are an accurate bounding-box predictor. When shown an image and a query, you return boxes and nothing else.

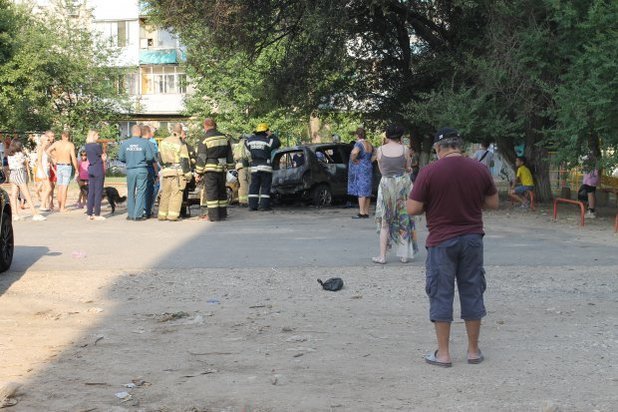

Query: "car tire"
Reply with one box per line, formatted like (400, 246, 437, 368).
(0, 210, 14, 273)
(312, 184, 332, 207)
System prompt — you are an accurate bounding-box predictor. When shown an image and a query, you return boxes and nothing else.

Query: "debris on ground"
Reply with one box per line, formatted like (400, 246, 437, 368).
(156, 311, 190, 322)
(317, 277, 344, 291)
(114, 391, 131, 401)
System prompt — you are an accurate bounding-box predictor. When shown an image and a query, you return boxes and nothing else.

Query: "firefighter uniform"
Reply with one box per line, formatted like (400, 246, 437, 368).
(195, 128, 234, 221)
(180, 140, 196, 218)
(233, 135, 251, 206)
(245, 123, 281, 210)
(157, 134, 192, 221)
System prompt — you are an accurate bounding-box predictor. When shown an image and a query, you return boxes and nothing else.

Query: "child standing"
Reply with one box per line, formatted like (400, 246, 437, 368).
(76, 150, 89, 208)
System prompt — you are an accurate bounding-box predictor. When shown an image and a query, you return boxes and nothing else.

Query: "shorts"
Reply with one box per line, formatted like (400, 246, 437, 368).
(514, 185, 534, 195)
(56, 164, 72, 186)
(9, 168, 28, 185)
(49, 166, 57, 183)
(425, 234, 487, 322)
(582, 184, 596, 193)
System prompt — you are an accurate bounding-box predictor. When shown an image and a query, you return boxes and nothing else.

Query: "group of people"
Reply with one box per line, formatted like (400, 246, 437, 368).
(346, 124, 498, 367)
(117, 118, 281, 223)
(347, 126, 419, 265)
(349, 124, 498, 367)
(2, 119, 512, 369)
(344, 122, 499, 367)
(4, 130, 107, 221)
(1, 118, 284, 224)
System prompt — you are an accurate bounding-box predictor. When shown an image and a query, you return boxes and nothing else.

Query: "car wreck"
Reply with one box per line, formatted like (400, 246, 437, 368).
(271, 143, 378, 206)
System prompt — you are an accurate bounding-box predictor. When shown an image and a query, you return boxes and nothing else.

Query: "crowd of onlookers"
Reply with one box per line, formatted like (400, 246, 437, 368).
(1, 130, 109, 221)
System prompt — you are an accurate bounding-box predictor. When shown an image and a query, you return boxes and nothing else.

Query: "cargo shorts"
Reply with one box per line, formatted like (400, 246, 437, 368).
(425, 233, 487, 322)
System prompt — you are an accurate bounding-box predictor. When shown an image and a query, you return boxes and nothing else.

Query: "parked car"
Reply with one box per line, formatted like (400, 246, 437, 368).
(0, 176, 14, 272)
(271, 143, 379, 206)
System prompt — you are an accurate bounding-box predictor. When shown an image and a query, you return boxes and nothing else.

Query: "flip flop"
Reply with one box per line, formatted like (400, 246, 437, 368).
(467, 350, 484, 364)
(424, 350, 452, 368)
(371, 256, 386, 264)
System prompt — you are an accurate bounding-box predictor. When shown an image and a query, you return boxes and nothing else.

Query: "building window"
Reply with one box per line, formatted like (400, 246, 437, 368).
(140, 23, 177, 49)
(117, 21, 128, 47)
(140, 66, 187, 95)
(96, 21, 130, 48)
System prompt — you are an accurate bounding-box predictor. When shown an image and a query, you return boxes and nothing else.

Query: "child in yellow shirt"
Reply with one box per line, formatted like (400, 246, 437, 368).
(509, 156, 534, 207)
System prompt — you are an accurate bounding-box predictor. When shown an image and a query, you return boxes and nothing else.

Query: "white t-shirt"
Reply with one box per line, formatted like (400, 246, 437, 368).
(8, 152, 26, 170)
(473, 149, 494, 169)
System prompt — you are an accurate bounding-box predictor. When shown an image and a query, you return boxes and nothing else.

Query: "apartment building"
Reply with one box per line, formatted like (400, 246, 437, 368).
(14, 0, 190, 137)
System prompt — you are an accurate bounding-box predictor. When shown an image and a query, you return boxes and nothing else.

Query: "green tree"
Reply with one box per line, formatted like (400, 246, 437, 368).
(146, 0, 488, 139)
(551, 0, 618, 170)
(0, 0, 130, 144)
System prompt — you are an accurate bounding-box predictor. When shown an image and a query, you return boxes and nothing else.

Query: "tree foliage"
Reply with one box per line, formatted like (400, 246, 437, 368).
(148, 0, 618, 200)
(0, 0, 130, 143)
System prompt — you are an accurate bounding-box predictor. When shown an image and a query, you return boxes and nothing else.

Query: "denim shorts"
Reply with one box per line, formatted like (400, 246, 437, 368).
(425, 234, 487, 322)
(514, 185, 534, 195)
(56, 164, 72, 186)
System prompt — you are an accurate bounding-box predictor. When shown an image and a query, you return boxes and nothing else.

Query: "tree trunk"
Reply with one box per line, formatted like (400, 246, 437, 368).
(527, 146, 552, 203)
(418, 134, 434, 167)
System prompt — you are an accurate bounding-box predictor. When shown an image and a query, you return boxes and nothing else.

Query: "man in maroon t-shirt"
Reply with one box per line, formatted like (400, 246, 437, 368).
(407, 128, 498, 368)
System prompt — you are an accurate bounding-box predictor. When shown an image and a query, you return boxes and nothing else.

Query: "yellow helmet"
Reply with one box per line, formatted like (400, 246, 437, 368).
(255, 123, 269, 133)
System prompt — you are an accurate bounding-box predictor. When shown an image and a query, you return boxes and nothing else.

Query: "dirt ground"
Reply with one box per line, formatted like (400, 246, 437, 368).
(0, 190, 617, 411)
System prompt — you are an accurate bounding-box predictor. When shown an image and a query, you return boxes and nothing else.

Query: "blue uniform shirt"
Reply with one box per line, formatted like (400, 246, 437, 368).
(146, 138, 158, 175)
(118, 136, 155, 169)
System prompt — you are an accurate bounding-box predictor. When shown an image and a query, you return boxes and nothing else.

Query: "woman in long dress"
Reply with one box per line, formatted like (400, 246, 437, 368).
(372, 124, 417, 264)
(347, 127, 373, 218)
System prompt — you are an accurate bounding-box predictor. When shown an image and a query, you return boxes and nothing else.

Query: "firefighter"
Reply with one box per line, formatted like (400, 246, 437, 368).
(157, 123, 192, 221)
(233, 134, 251, 207)
(245, 123, 281, 211)
(194, 118, 233, 221)
(180, 127, 196, 218)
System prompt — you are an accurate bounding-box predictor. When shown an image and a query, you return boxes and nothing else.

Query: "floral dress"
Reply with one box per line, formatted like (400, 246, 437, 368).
(375, 148, 418, 260)
(347, 140, 373, 197)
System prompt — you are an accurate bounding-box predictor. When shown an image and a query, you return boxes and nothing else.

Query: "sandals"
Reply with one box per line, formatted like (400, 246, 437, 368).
(424, 350, 452, 368)
(467, 350, 484, 364)
(371, 256, 386, 264)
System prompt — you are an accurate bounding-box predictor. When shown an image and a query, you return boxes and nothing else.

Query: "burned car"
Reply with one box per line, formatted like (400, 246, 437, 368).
(271, 143, 378, 206)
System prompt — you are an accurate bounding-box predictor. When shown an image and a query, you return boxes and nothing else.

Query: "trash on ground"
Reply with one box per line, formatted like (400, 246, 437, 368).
(285, 335, 308, 342)
(131, 378, 150, 387)
(114, 391, 131, 400)
(317, 277, 344, 291)
(157, 311, 190, 322)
